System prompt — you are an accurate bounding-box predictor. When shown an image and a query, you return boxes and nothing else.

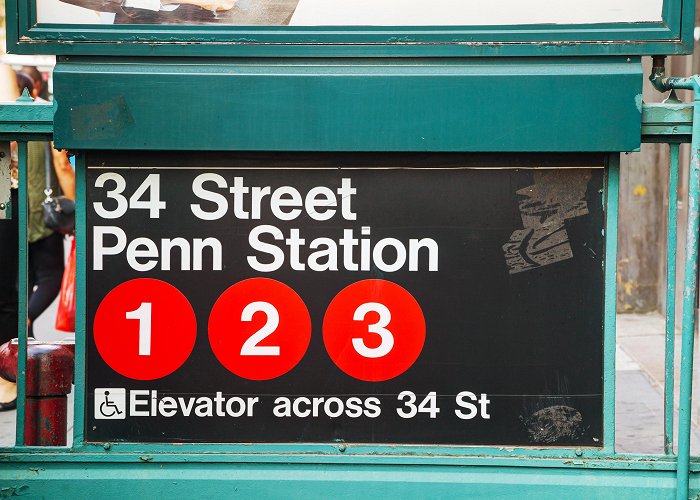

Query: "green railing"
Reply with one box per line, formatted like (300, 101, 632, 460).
(0, 95, 699, 498)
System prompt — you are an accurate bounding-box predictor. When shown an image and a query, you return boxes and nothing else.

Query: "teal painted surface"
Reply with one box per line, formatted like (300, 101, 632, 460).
(4, 0, 695, 56)
(73, 152, 86, 446)
(0, 461, 690, 499)
(648, 72, 700, 499)
(11, 37, 696, 58)
(15, 141, 27, 447)
(641, 102, 693, 143)
(2, 63, 700, 499)
(1, 450, 698, 468)
(665, 143, 679, 455)
(675, 78, 700, 500)
(603, 156, 620, 453)
(0, 101, 52, 135)
(53, 57, 643, 151)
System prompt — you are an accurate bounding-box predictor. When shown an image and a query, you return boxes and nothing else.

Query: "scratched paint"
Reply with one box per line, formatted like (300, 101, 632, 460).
(503, 170, 591, 274)
(522, 405, 585, 445)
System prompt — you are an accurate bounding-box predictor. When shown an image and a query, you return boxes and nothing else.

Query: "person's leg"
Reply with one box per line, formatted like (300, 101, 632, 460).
(26, 232, 36, 337)
(0, 190, 18, 343)
(27, 232, 64, 337)
(0, 190, 18, 406)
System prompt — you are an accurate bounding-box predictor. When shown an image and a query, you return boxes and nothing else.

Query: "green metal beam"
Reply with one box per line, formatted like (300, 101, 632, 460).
(0, 71, 699, 499)
(0, 460, 692, 499)
(53, 57, 643, 152)
(642, 102, 693, 143)
(0, 101, 53, 135)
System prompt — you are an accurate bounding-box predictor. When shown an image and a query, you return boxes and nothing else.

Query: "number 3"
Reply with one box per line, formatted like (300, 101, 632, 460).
(352, 302, 394, 358)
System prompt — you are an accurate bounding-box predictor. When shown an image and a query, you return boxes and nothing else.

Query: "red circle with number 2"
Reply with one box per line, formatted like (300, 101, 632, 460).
(93, 278, 197, 381)
(323, 279, 425, 382)
(208, 278, 311, 381)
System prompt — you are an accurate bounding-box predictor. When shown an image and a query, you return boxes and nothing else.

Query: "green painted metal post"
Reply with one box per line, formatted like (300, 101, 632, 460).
(676, 97, 700, 499)
(15, 140, 27, 447)
(72, 153, 86, 446)
(665, 78, 700, 500)
(604, 155, 620, 453)
(665, 142, 680, 455)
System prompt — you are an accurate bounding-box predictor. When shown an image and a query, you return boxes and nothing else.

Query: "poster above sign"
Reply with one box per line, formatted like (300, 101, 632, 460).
(37, 0, 663, 26)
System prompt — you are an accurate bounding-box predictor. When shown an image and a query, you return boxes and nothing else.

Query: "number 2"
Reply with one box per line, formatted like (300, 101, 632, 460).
(352, 302, 394, 358)
(240, 302, 280, 356)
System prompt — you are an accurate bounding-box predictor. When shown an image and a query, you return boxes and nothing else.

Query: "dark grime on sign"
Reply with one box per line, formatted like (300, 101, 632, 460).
(85, 152, 606, 447)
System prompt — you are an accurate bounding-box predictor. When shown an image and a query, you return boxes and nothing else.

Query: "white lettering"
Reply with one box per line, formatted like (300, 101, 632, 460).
(247, 225, 285, 272)
(191, 173, 229, 221)
(93, 226, 127, 271)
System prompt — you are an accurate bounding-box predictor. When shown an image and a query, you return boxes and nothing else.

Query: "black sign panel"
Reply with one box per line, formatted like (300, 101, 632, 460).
(86, 152, 606, 446)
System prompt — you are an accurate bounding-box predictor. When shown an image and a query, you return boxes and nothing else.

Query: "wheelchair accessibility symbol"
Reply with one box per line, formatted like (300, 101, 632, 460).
(94, 388, 126, 420)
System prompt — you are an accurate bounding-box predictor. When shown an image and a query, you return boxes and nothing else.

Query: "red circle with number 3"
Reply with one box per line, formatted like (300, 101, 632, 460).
(208, 278, 311, 381)
(323, 279, 425, 382)
(93, 279, 197, 381)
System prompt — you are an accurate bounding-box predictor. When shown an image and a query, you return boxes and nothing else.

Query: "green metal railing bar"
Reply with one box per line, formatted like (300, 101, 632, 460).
(641, 102, 693, 143)
(0, 100, 52, 141)
(14, 140, 27, 447)
(665, 142, 680, 456)
(604, 155, 620, 454)
(73, 152, 85, 446)
(1, 86, 700, 497)
(678, 92, 699, 500)
(649, 59, 700, 500)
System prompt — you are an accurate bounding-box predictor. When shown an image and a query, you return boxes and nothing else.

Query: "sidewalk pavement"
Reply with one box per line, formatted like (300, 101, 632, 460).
(615, 313, 700, 454)
(0, 313, 696, 451)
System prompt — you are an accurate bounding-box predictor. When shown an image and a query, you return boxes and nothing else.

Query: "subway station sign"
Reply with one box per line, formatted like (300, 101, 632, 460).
(86, 153, 605, 446)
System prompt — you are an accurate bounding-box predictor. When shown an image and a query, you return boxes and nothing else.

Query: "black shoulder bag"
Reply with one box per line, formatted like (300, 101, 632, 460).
(41, 144, 75, 235)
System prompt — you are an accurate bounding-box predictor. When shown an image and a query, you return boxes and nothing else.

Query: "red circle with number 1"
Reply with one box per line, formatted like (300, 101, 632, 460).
(93, 278, 197, 381)
(208, 278, 311, 381)
(323, 279, 425, 382)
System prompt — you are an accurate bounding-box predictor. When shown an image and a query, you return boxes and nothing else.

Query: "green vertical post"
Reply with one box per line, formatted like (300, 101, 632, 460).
(648, 69, 700, 499)
(674, 81, 700, 500)
(72, 153, 86, 445)
(14, 141, 27, 447)
(603, 155, 620, 452)
(665, 143, 679, 455)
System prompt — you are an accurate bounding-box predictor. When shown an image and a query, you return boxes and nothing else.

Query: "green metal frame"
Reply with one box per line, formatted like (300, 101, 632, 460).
(51, 57, 645, 152)
(4, 0, 696, 56)
(0, 96, 698, 497)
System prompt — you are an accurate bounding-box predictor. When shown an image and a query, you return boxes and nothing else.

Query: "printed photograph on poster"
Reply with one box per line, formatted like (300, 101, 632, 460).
(35, 0, 663, 26)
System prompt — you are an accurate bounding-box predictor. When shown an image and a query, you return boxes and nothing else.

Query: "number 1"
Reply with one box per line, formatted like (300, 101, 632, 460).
(126, 302, 152, 356)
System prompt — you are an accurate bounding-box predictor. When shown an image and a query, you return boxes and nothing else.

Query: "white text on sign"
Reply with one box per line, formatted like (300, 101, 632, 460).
(91, 173, 439, 273)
